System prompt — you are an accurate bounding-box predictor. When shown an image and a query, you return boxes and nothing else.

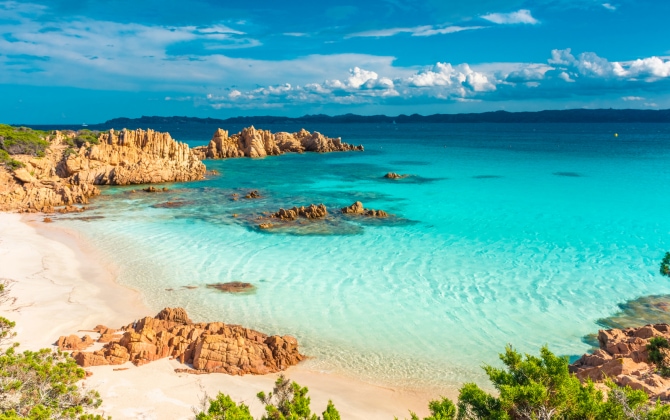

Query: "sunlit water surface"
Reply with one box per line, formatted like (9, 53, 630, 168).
(58, 123, 670, 392)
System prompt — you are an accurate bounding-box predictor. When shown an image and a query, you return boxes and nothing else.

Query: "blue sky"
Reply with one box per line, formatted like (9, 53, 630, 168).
(1, 0, 669, 123)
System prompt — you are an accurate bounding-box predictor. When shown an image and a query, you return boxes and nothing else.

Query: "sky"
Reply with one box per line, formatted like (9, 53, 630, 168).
(1, 0, 669, 123)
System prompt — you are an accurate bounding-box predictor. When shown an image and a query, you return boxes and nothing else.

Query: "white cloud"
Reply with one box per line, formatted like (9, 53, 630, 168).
(283, 32, 308, 37)
(549, 48, 670, 80)
(347, 24, 485, 38)
(621, 96, 644, 101)
(602, 3, 617, 11)
(558, 72, 575, 82)
(481, 9, 539, 25)
(644, 102, 658, 107)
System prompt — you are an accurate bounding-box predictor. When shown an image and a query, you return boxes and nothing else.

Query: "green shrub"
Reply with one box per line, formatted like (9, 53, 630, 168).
(73, 130, 102, 147)
(661, 252, 670, 277)
(257, 375, 338, 420)
(447, 345, 670, 420)
(0, 291, 106, 420)
(0, 124, 49, 157)
(195, 393, 254, 420)
(195, 375, 340, 420)
(0, 150, 24, 170)
(647, 336, 670, 377)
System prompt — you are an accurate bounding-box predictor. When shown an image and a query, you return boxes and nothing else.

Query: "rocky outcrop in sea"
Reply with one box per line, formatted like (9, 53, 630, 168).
(193, 126, 363, 159)
(62, 307, 304, 375)
(0, 129, 205, 212)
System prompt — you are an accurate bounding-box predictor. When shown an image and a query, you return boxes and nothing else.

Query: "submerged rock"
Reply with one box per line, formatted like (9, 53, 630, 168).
(597, 295, 670, 329)
(152, 200, 193, 209)
(207, 282, 256, 293)
(69, 307, 304, 375)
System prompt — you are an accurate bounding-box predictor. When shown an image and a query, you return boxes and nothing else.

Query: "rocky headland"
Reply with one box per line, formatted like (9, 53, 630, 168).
(193, 126, 363, 159)
(570, 323, 670, 400)
(60, 307, 304, 375)
(0, 127, 205, 212)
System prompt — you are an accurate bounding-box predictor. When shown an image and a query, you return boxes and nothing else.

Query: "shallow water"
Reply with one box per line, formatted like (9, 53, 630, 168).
(58, 122, 670, 392)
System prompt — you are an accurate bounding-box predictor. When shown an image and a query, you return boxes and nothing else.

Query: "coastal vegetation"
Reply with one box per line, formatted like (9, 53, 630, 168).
(648, 337, 670, 377)
(195, 375, 340, 420)
(0, 317, 105, 418)
(0, 125, 49, 158)
(192, 345, 670, 420)
(661, 253, 670, 277)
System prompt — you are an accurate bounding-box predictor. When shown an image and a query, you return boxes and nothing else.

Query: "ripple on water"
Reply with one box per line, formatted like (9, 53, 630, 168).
(54, 123, 670, 392)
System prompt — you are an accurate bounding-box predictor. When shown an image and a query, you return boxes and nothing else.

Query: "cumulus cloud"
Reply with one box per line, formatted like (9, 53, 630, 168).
(481, 9, 539, 25)
(602, 3, 617, 11)
(200, 48, 670, 109)
(548, 48, 670, 80)
(347, 24, 485, 38)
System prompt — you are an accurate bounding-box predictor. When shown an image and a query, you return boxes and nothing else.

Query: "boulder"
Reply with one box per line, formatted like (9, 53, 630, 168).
(570, 323, 670, 400)
(56, 334, 95, 351)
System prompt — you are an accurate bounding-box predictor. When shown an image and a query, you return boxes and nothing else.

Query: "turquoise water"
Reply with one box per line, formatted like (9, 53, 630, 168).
(59, 123, 670, 392)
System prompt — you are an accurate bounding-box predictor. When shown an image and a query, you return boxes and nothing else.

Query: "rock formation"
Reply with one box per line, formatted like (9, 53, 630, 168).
(384, 172, 408, 179)
(63, 129, 205, 185)
(65, 307, 304, 375)
(57, 334, 95, 351)
(244, 190, 261, 199)
(271, 204, 327, 221)
(570, 323, 670, 400)
(1, 128, 205, 212)
(193, 126, 363, 159)
(341, 201, 389, 218)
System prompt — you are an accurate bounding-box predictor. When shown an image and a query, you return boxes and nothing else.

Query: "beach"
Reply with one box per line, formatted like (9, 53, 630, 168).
(0, 212, 437, 419)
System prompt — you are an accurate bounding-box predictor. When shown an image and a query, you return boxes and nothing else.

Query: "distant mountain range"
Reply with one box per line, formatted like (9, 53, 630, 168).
(98, 109, 670, 127)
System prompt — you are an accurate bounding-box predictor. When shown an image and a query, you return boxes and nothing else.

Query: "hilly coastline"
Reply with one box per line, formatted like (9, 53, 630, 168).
(19, 108, 670, 130)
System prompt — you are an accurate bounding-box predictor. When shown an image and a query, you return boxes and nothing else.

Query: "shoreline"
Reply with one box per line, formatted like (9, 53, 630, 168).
(0, 212, 443, 419)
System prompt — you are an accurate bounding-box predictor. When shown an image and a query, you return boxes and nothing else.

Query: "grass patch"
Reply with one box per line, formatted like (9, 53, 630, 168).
(0, 149, 24, 170)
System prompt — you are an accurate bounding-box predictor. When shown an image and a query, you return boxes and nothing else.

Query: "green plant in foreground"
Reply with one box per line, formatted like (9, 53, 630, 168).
(661, 252, 670, 277)
(195, 393, 254, 420)
(257, 375, 339, 420)
(398, 345, 670, 420)
(195, 375, 340, 420)
(0, 310, 106, 420)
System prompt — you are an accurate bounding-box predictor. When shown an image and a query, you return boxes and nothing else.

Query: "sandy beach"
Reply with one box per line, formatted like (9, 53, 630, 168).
(0, 212, 440, 419)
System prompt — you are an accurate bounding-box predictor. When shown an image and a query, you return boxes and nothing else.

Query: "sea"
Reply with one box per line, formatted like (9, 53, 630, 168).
(53, 122, 670, 393)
